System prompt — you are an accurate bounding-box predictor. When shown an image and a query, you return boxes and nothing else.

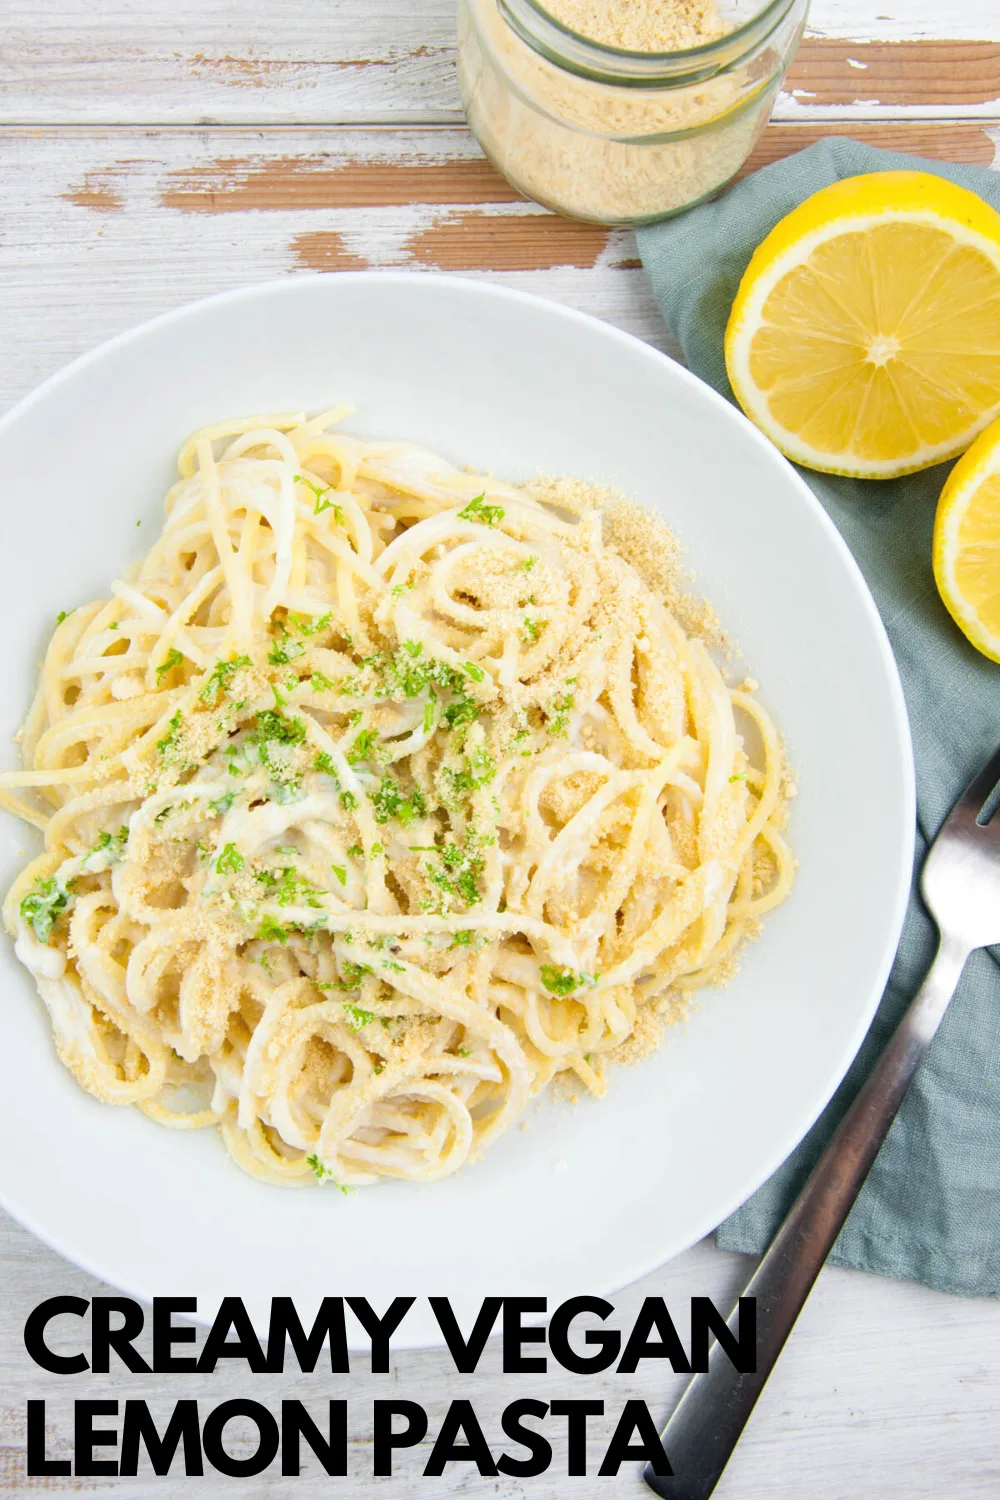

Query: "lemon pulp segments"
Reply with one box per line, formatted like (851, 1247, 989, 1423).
(726, 173, 1000, 478)
(934, 417, 1000, 662)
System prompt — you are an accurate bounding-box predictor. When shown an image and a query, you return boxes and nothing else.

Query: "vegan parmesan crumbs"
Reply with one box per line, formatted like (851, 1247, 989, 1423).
(457, 0, 795, 223)
(541, 0, 726, 51)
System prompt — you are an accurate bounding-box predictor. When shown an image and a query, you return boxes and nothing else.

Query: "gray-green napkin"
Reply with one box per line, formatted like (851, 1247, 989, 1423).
(638, 137, 1000, 1298)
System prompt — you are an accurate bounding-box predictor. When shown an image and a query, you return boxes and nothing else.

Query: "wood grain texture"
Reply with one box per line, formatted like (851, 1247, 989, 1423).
(783, 39, 1000, 108)
(3, 4, 1000, 1496)
(9, 122, 990, 304)
(2, 0, 1000, 125)
(0, 1209, 997, 1498)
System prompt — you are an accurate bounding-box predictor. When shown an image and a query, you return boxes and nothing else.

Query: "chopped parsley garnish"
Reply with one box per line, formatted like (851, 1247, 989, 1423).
(306, 1154, 351, 1192)
(371, 775, 426, 828)
(209, 791, 235, 817)
(20, 877, 72, 944)
(297, 477, 343, 522)
(91, 826, 129, 860)
(458, 493, 504, 528)
(340, 960, 373, 987)
(267, 635, 306, 667)
(156, 711, 184, 762)
(199, 654, 252, 705)
(155, 648, 184, 683)
(462, 661, 486, 683)
(343, 1002, 375, 1032)
(401, 640, 423, 659)
(444, 745, 496, 800)
(424, 839, 484, 907)
(271, 865, 323, 908)
(539, 964, 597, 996)
(518, 556, 538, 573)
(216, 843, 244, 874)
(310, 671, 334, 693)
(258, 914, 289, 944)
(451, 930, 474, 948)
(254, 709, 307, 778)
(546, 687, 575, 737)
(347, 727, 379, 765)
(442, 697, 480, 732)
(291, 612, 332, 637)
(331, 865, 347, 887)
(346, 844, 363, 858)
(314, 751, 339, 778)
(55, 609, 75, 626)
(522, 616, 541, 643)
(729, 771, 746, 783)
(340, 790, 358, 812)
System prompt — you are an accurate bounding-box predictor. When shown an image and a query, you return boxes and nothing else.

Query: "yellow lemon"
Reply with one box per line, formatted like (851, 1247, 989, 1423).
(725, 171, 1000, 478)
(933, 414, 1000, 662)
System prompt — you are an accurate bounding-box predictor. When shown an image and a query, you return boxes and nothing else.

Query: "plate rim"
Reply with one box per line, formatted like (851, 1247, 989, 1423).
(0, 271, 916, 1344)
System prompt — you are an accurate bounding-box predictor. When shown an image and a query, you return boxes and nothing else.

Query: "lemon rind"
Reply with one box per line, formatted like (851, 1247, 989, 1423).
(725, 193, 1000, 480)
(933, 422, 1000, 664)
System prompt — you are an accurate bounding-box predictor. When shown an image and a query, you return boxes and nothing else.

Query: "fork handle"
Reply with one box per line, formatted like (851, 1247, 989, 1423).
(644, 934, 971, 1500)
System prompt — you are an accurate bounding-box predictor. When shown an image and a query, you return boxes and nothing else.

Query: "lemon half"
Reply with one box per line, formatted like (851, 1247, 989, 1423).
(934, 414, 1000, 662)
(725, 172, 1000, 478)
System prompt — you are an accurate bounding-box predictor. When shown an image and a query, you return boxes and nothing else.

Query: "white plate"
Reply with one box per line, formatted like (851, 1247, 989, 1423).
(0, 273, 913, 1347)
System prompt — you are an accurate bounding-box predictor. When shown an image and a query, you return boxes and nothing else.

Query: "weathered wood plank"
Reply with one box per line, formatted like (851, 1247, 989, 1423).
(0, 119, 996, 413)
(783, 39, 1000, 108)
(0, 1208, 998, 1497)
(2, 2, 1000, 124)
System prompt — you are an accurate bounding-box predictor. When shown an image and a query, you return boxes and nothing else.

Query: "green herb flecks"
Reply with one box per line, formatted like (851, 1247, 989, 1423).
(290, 612, 332, 638)
(458, 493, 504, 528)
(306, 1153, 351, 1191)
(20, 877, 73, 944)
(347, 727, 379, 765)
(155, 648, 184, 683)
(216, 843, 244, 874)
(258, 914, 290, 945)
(254, 709, 307, 781)
(423, 838, 485, 907)
(539, 964, 597, 996)
(546, 686, 575, 738)
(267, 634, 307, 668)
(444, 744, 496, 802)
(89, 826, 129, 863)
(156, 711, 185, 762)
(199, 654, 252, 706)
(371, 775, 427, 828)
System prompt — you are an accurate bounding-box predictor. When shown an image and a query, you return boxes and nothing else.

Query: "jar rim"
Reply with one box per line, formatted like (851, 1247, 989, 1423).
(498, 0, 800, 83)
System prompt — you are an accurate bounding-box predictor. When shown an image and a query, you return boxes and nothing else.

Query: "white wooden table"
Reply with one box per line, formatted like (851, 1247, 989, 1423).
(1, 2, 999, 1494)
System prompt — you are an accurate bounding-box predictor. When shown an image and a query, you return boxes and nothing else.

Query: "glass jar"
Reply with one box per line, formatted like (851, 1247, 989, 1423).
(457, 0, 810, 225)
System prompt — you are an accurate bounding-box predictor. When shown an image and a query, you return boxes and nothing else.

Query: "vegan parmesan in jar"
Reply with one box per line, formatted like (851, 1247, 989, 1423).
(456, 0, 810, 225)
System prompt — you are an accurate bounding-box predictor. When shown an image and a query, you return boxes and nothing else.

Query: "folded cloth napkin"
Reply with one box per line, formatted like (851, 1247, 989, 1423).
(637, 137, 1000, 1298)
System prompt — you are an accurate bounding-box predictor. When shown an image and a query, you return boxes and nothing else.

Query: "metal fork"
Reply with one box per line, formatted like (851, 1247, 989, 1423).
(644, 741, 1000, 1500)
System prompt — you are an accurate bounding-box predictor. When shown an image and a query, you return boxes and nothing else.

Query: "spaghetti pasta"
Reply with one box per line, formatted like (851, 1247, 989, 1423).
(0, 408, 793, 1188)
